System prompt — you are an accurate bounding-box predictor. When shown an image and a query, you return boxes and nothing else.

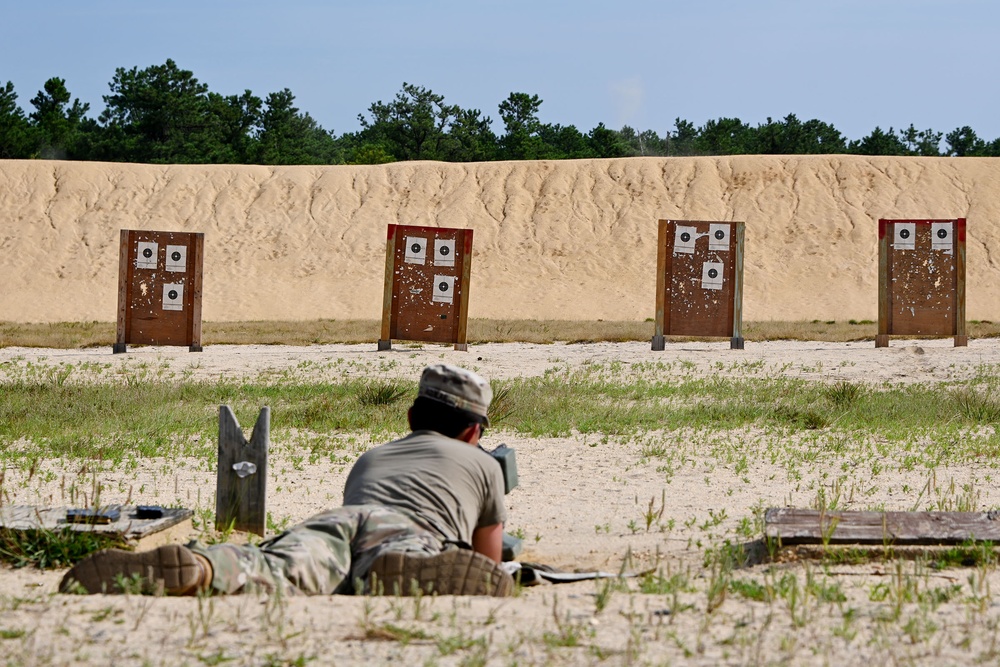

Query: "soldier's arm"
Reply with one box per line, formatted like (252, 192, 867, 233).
(471, 522, 503, 562)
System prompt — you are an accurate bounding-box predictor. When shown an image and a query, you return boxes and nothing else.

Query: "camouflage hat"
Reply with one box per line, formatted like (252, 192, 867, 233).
(418, 364, 492, 426)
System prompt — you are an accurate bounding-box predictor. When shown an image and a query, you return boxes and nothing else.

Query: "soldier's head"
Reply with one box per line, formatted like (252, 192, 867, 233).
(408, 364, 491, 442)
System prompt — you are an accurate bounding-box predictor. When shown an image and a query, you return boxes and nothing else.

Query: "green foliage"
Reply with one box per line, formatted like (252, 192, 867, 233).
(0, 527, 128, 569)
(4, 63, 1000, 164)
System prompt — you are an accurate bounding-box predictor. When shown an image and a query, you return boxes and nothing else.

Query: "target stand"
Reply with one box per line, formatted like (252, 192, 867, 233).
(114, 229, 204, 353)
(378, 224, 473, 351)
(652, 219, 745, 350)
(876, 218, 966, 348)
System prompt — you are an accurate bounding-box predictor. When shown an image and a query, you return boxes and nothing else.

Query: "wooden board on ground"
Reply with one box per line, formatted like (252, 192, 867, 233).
(0, 505, 194, 549)
(765, 508, 1000, 545)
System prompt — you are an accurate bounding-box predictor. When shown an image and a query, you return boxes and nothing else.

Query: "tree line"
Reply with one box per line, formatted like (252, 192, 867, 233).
(2, 59, 999, 165)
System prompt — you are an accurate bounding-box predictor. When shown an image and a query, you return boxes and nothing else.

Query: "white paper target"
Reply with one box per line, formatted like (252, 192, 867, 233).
(404, 236, 427, 264)
(931, 222, 953, 251)
(432, 275, 455, 304)
(673, 226, 698, 254)
(162, 283, 184, 311)
(701, 262, 724, 290)
(165, 245, 187, 272)
(893, 223, 916, 250)
(136, 241, 158, 270)
(434, 239, 456, 267)
(708, 224, 731, 252)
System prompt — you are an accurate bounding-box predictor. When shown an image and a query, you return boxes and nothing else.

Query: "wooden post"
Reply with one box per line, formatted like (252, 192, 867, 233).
(454, 230, 474, 351)
(378, 224, 396, 351)
(730, 222, 746, 350)
(876, 219, 890, 348)
(216, 406, 269, 536)
(955, 218, 968, 347)
(651, 219, 668, 351)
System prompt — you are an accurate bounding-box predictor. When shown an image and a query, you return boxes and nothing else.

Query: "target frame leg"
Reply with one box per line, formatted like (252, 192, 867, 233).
(730, 337, 744, 350)
(875, 335, 889, 348)
(377, 339, 392, 351)
(453, 343, 468, 352)
(955, 335, 968, 347)
(113, 343, 127, 354)
(651, 335, 665, 351)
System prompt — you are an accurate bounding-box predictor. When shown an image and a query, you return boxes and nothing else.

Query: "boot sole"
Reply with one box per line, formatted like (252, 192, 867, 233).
(59, 545, 203, 595)
(367, 549, 513, 597)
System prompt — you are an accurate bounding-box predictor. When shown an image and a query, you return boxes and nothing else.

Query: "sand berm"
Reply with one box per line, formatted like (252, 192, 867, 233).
(2, 155, 999, 324)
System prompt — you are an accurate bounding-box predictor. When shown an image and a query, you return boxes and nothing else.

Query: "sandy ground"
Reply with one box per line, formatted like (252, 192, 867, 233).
(3, 156, 1000, 324)
(3, 339, 1000, 665)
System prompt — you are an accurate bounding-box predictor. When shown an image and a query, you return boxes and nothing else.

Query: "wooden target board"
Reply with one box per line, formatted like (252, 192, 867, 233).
(877, 218, 966, 347)
(115, 229, 204, 353)
(378, 224, 473, 351)
(652, 219, 745, 350)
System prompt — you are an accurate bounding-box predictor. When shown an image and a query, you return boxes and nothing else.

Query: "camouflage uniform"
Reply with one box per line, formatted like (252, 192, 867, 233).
(189, 505, 445, 595)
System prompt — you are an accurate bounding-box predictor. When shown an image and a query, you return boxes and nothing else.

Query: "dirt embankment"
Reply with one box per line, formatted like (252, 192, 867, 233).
(2, 156, 999, 323)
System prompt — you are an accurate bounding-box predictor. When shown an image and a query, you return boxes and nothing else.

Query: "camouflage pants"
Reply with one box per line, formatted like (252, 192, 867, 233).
(189, 505, 444, 595)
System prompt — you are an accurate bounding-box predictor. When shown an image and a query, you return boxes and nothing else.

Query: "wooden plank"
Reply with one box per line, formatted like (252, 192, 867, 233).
(378, 224, 396, 349)
(114, 229, 130, 353)
(731, 221, 745, 349)
(189, 233, 204, 351)
(652, 219, 668, 349)
(454, 229, 473, 351)
(955, 218, 968, 346)
(877, 219, 890, 347)
(216, 405, 269, 536)
(765, 508, 1000, 545)
(0, 505, 192, 541)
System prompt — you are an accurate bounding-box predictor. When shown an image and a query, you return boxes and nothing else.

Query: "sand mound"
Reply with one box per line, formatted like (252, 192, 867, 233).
(2, 155, 999, 323)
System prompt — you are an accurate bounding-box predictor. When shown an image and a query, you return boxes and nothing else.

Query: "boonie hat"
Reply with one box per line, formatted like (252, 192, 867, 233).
(418, 364, 492, 426)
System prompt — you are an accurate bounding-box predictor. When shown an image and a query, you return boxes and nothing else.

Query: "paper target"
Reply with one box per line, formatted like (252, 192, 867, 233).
(673, 226, 698, 254)
(404, 236, 428, 264)
(162, 283, 184, 311)
(432, 275, 455, 304)
(931, 222, 953, 251)
(708, 224, 731, 252)
(434, 239, 456, 267)
(893, 223, 916, 250)
(701, 262, 724, 290)
(136, 241, 158, 270)
(165, 245, 187, 272)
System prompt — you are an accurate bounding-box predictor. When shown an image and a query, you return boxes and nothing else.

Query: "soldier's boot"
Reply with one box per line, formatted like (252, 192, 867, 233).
(366, 549, 513, 597)
(59, 544, 213, 595)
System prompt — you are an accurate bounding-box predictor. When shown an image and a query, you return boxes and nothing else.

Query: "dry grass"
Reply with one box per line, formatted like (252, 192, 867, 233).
(2, 318, 999, 349)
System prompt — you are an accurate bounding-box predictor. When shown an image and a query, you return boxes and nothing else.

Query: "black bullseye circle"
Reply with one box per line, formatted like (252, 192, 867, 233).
(714, 230, 726, 240)
(439, 245, 450, 256)
(171, 251, 182, 261)
(899, 229, 910, 239)
(937, 228, 948, 239)
(438, 282, 449, 292)
(708, 269, 718, 279)
(680, 232, 691, 243)
(411, 243, 422, 253)
(142, 248, 153, 258)
(167, 290, 178, 300)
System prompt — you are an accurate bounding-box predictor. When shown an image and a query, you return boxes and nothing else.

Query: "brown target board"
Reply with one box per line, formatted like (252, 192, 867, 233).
(877, 218, 966, 348)
(115, 229, 204, 353)
(378, 224, 473, 351)
(652, 219, 745, 350)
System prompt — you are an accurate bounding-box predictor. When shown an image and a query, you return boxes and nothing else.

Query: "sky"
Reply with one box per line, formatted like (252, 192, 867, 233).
(3, 1, 999, 143)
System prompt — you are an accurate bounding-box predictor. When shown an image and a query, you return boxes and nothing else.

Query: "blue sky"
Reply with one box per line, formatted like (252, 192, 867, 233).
(4, 1, 998, 142)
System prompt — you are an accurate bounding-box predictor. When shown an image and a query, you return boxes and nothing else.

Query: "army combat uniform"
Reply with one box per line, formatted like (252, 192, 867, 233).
(191, 430, 507, 595)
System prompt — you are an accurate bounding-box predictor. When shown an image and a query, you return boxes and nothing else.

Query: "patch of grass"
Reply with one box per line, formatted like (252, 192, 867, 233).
(0, 528, 129, 569)
(4, 318, 1000, 348)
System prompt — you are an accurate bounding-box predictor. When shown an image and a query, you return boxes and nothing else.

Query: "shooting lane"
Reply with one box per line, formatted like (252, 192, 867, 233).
(114, 229, 204, 353)
(378, 224, 473, 351)
(876, 218, 967, 348)
(652, 219, 746, 350)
